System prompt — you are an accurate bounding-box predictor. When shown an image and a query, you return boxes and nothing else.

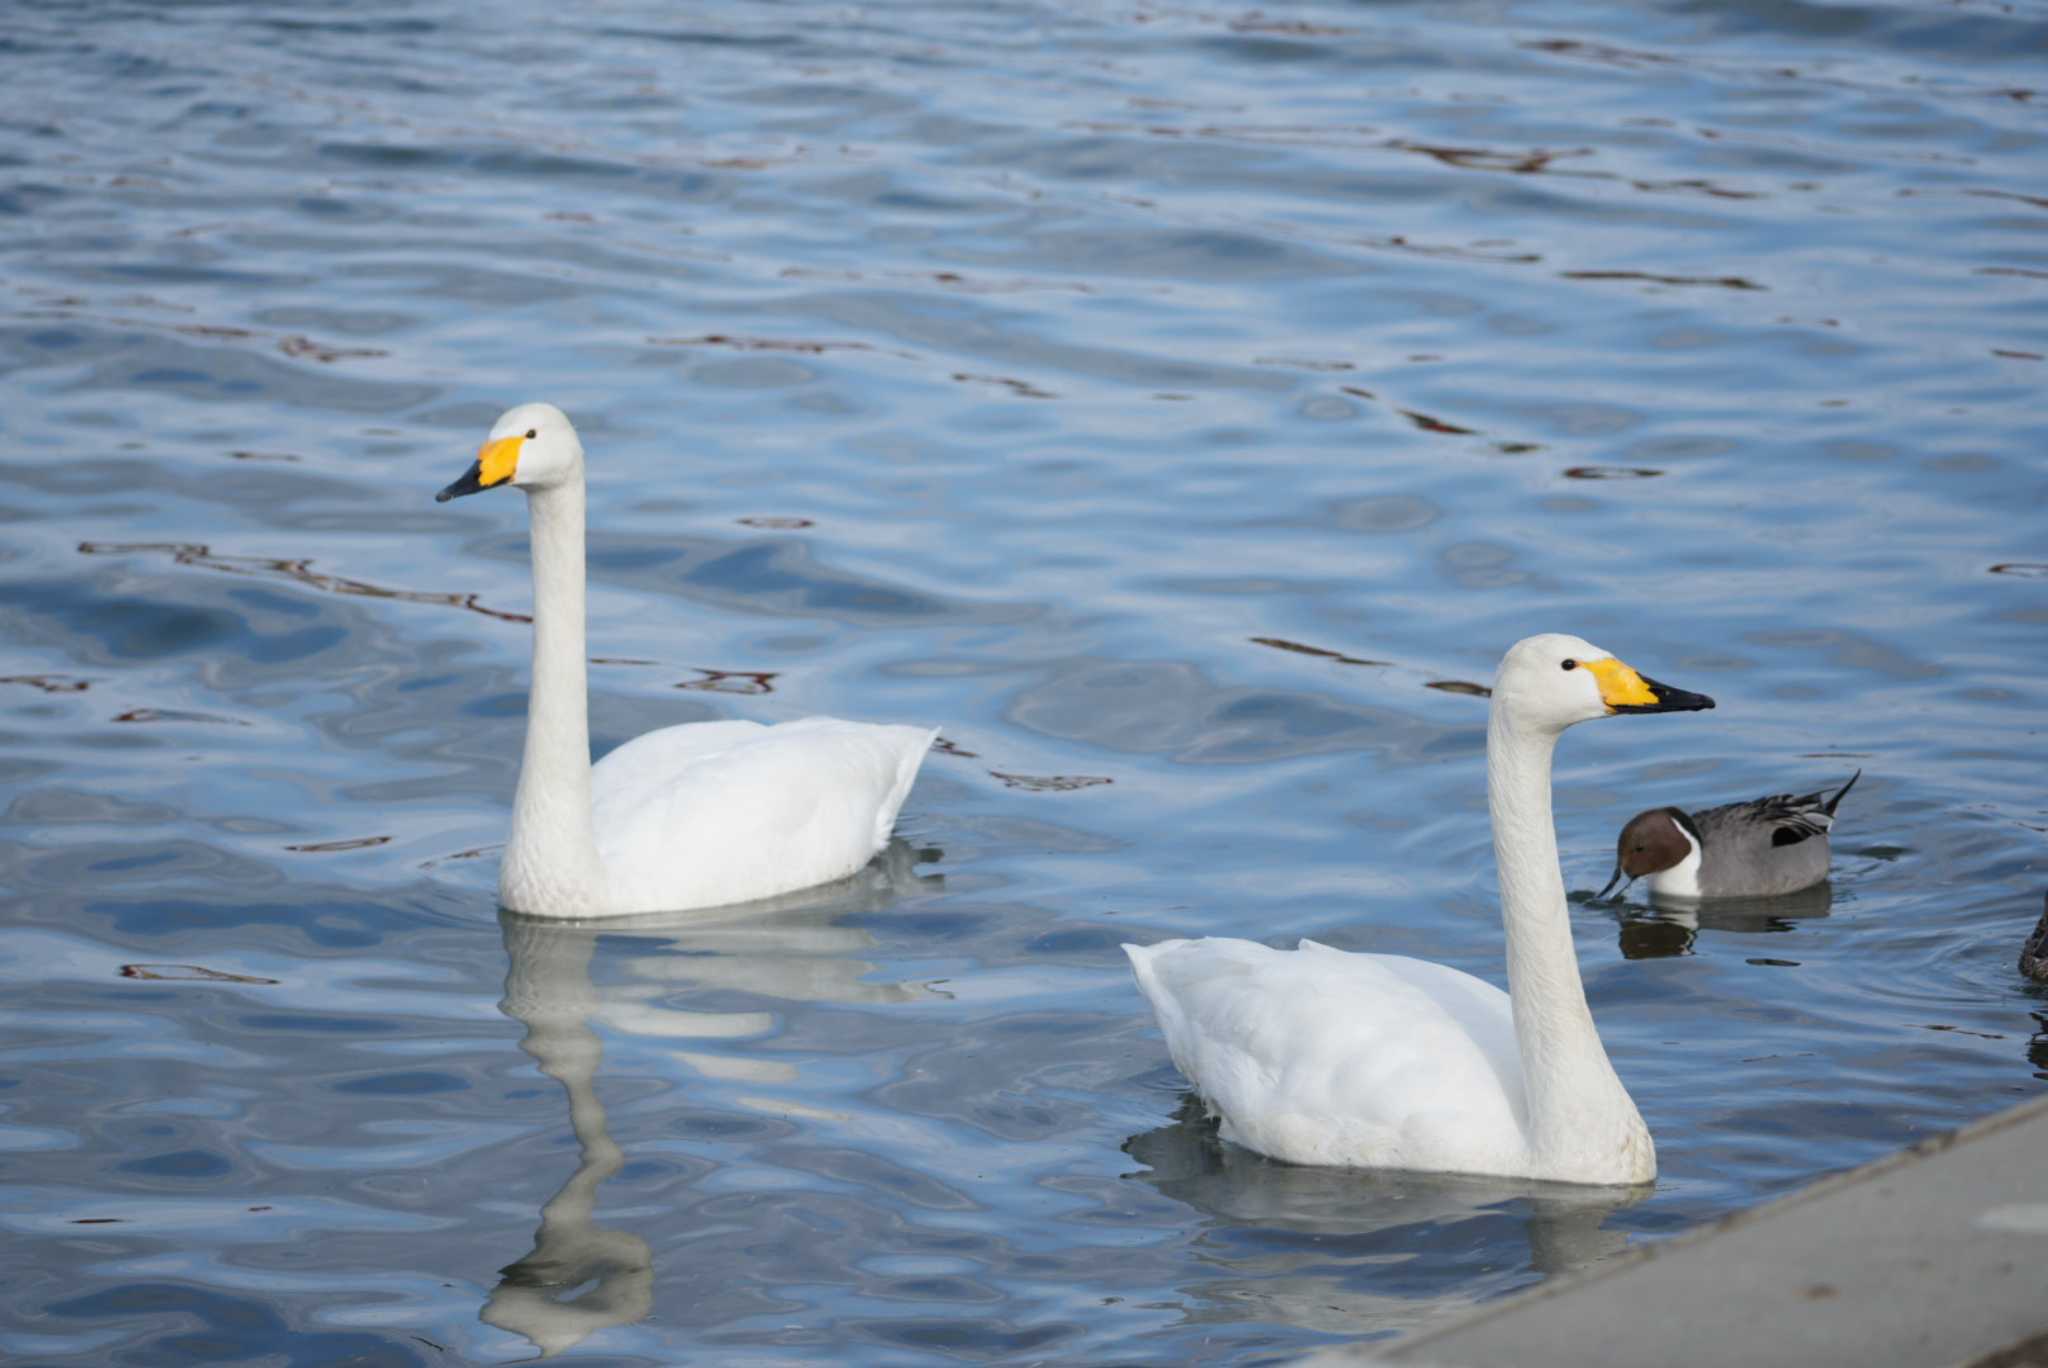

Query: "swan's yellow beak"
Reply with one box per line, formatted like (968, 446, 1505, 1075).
(1587, 657, 1715, 715)
(435, 434, 524, 503)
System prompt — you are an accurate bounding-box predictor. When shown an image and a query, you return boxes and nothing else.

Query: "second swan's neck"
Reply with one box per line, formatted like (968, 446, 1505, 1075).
(1486, 707, 1649, 1178)
(501, 477, 608, 915)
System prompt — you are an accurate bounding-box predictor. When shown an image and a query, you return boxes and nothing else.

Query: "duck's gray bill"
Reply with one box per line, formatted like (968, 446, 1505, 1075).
(1597, 867, 1629, 900)
(1609, 675, 1715, 714)
(435, 461, 487, 502)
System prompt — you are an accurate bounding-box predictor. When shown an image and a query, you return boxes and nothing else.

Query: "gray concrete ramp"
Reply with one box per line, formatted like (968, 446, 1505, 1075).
(1316, 1094, 2048, 1368)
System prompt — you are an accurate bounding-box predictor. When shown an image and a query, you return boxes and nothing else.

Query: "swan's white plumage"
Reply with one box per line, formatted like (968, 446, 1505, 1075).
(439, 402, 934, 919)
(1124, 633, 1713, 1185)
(591, 716, 938, 914)
(1127, 938, 1527, 1174)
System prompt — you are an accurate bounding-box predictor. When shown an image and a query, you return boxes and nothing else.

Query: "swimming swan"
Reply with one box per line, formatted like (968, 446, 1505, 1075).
(1124, 634, 1714, 1185)
(436, 402, 935, 918)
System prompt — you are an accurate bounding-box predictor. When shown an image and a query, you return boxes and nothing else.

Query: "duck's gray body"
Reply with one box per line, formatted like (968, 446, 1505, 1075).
(1682, 786, 1844, 897)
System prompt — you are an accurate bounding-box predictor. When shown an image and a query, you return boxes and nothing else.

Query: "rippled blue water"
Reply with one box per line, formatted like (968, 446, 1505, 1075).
(3, 1, 2046, 1362)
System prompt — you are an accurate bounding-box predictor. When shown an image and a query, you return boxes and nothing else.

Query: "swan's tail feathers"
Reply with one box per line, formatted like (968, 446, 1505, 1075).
(871, 724, 941, 853)
(1123, 940, 1202, 1085)
(1122, 940, 1175, 1002)
(1823, 768, 1861, 817)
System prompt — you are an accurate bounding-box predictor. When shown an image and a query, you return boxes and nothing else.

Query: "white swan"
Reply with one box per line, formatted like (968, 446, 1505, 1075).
(1124, 634, 1714, 1185)
(436, 402, 936, 918)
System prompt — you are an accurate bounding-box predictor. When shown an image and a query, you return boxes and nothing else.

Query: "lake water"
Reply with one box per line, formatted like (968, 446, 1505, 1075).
(3, 0, 2046, 1362)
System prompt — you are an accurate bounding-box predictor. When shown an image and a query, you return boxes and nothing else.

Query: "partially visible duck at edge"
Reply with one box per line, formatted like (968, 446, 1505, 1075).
(1600, 770, 1860, 902)
(2021, 894, 2048, 983)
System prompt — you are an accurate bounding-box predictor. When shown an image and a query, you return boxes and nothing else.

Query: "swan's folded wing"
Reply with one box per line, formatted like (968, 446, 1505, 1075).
(593, 718, 770, 779)
(1125, 937, 1526, 1171)
(592, 718, 935, 913)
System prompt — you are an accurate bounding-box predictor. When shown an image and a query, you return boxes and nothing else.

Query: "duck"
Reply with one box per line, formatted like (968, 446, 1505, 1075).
(1598, 770, 1858, 903)
(2021, 895, 2048, 983)
(1124, 634, 1714, 1185)
(436, 402, 936, 918)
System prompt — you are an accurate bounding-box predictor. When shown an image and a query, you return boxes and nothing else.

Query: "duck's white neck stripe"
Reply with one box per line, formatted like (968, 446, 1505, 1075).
(1646, 823, 1703, 900)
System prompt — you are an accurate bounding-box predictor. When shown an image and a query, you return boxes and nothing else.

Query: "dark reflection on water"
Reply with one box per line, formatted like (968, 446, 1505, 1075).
(1609, 883, 1836, 959)
(4, 0, 2047, 1361)
(2028, 1014, 2048, 1082)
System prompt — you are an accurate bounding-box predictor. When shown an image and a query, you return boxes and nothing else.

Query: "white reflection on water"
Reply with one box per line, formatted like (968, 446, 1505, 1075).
(481, 842, 944, 1356)
(1126, 1096, 1642, 1337)
(483, 912, 651, 1359)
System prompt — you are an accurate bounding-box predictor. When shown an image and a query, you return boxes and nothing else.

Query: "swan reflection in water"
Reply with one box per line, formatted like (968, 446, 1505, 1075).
(1604, 881, 1834, 960)
(481, 840, 944, 1358)
(1124, 1097, 1643, 1338)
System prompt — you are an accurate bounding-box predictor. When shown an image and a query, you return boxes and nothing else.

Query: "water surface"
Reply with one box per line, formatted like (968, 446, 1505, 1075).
(4, 0, 2047, 1362)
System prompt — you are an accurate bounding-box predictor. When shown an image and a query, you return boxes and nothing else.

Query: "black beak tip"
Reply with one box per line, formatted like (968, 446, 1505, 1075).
(1614, 676, 1716, 715)
(435, 461, 489, 504)
(1648, 680, 1716, 713)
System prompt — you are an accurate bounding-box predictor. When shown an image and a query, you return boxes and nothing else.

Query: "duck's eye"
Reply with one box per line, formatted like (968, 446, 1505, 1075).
(526, 428, 538, 440)
(1561, 658, 1578, 671)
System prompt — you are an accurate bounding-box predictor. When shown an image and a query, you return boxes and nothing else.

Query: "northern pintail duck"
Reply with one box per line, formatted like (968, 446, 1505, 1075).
(1600, 771, 1859, 901)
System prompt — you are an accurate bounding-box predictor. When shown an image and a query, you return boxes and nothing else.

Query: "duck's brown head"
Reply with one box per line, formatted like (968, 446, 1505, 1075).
(1598, 807, 1698, 899)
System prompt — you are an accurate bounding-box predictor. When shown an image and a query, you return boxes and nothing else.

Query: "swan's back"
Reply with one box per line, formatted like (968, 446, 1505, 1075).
(592, 718, 935, 914)
(1124, 937, 1530, 1174)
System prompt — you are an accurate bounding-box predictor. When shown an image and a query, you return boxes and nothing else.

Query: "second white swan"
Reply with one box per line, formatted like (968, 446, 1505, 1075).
(1125, 634, 1714, 1185)
(437, 402, 936, 919)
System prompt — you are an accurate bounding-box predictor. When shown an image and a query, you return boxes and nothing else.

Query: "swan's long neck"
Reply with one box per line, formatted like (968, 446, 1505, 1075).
(500, 476, 608, 914)
(1487, 708, 1648, 1176)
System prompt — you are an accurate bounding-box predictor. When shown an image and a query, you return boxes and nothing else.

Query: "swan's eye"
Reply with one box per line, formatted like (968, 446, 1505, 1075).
(525, 428, 538, 440)
(1561, 658, 1578, 671)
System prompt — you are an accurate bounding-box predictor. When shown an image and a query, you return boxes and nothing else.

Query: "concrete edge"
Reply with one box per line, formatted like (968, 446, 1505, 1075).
(1362, 1091, 2048, 1363)
(1962, 1328, 2048, 1368)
